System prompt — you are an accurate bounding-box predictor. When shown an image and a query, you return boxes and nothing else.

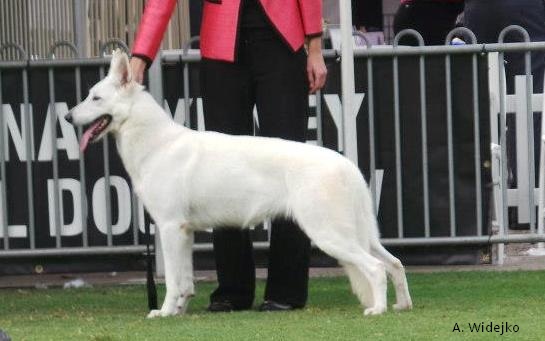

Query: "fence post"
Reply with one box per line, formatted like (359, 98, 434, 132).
(339, 1, 358, 165)
(148, 53, 163, 104)
(72, 0, 88, 58)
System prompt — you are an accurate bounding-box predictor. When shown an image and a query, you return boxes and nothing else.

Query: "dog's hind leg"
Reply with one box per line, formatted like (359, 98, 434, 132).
(343, 263, 373, 308)
(324, 242, 386, 315)
(293, 205, 387, 315)
(370, 240, 412, 311)
(147, 222, 194, 318)
(350, 180, 412, 312)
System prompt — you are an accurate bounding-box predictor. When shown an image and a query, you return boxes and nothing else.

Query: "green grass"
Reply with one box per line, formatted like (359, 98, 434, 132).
(1, 270, 544, 340)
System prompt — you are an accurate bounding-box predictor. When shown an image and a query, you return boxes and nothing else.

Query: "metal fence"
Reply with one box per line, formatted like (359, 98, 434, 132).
(0, 0, 190, 59)
(0, 0, 74, 60)
(1, 26, 545, 265)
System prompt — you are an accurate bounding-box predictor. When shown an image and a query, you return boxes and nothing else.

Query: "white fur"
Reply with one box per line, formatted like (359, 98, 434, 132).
(69, 50, 412, 318)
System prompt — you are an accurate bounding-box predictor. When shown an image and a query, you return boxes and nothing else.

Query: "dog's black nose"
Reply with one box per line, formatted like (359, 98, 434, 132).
(65, 112, 73, 123)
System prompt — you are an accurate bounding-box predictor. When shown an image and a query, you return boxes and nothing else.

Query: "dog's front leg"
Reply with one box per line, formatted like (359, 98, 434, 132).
(147, 223, 193, 318)
(175, 229, 194, 314)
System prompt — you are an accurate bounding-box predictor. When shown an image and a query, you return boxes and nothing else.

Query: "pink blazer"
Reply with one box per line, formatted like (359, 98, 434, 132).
(132, 0, 323, 63)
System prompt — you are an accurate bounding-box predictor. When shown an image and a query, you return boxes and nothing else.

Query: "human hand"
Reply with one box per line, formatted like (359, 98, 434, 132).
(306, 37, 327, 93)
(130, 57, 147, 84)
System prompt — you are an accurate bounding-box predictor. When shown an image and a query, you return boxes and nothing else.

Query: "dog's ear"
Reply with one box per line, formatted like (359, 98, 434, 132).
(109, 50, 132, 87)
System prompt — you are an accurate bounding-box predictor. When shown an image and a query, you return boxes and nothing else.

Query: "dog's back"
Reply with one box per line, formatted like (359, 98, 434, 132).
(170, 130, 360, 229)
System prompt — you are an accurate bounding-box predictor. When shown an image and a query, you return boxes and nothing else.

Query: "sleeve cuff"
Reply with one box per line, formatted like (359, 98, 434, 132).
(306, 31, 323, 39)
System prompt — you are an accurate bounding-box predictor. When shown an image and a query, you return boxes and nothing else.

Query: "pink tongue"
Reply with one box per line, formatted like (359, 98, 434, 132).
(79, 120, 103, 152)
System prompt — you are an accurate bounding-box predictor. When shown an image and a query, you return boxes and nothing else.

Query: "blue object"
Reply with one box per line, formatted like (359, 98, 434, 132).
(0, 330, 12, 341)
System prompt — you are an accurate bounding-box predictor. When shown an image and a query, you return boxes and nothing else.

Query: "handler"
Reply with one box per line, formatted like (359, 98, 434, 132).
(130, 0, 327, 312)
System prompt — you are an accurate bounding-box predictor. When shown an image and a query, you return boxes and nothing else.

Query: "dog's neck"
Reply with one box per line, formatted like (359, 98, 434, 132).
(114, 91, 189, 182)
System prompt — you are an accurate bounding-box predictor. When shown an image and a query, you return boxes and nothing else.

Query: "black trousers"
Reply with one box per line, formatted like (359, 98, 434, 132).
(393, 1, 463, 46)
(200, 28, 311, 309)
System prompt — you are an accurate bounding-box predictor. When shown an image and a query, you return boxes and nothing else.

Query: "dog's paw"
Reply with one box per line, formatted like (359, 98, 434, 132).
(393, 301, 412, 312)
(364, 306, 386, 316)
(147, 310, 163, 318)
(147, 309, 177, 319)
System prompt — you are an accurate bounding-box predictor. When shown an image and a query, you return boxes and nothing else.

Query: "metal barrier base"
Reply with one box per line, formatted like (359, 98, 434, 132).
(2, 237, 544, 258)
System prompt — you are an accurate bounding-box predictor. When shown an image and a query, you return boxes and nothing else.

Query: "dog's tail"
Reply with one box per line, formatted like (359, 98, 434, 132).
(353, 173, 381, 252)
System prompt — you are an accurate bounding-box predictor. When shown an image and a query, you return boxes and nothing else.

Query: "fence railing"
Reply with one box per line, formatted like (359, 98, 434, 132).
(0, 0, 190, 59)
(1, 27, 545, 265)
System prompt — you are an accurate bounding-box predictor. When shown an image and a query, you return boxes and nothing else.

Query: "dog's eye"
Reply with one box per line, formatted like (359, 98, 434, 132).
(92, 96, 101, 101)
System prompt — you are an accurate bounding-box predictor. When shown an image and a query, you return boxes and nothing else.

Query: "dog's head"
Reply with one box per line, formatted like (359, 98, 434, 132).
(67, 49, 141, 152)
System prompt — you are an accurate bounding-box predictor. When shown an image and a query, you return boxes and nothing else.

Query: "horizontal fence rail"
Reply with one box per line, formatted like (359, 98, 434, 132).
(1, 26, 545, 264)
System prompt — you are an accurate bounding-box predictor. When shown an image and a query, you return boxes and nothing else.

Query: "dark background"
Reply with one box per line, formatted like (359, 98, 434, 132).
(0, 53, 491, 274)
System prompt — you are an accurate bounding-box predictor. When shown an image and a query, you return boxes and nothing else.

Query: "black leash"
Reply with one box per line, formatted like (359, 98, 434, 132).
(145, 221, 158, 310)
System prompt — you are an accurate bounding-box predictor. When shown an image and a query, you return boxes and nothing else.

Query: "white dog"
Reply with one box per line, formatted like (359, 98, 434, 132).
(68, 50, 412, 318)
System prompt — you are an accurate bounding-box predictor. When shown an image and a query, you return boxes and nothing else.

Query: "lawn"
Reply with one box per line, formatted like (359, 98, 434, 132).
(1, 270, 544, 340)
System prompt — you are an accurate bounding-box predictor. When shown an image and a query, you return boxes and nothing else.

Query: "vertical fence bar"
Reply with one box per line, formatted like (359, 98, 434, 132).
(183, 56, 191, 128)
(15, 49, 36, 249)
(27, 0, 33, 58)
(73, 0, 87, 57)
(132, 191, 140, 246)
(392, 53, 404, 238)
(538, 91, 545, 248)
(75, 65, 88, 247)
(50, 42, 85, 247)
(472, 53, 483, 236)
(0, 45, 34, 248)
(23, 64, 36, 249)
(419, 53, 430, 237)
(367, 57, 377, 211)
(352, 32, 376, 208)
(315, 90, 323, 147)
(393, 51, 403, 238)
(0, 2, 4, 52)
(445, 54, 457, 236)
(95, 59, 113, 247)
(48, 64, 62, 248)
(182, 37, 200, 129)
(65, 55, 89, 248)
(448, 28, 482, 237)
(496, 25, 531, 262)
(25, 0, 30, 57)
(498, 51, 509, 264)
(339, 3, 357, 164)
(0, 71, 9, 249)
(14, 0, 20, 54)
(524, 50, 536, 233)
(99, 64, 113, 247)
(391, 29, 424, 238)
(45, 0, 51, 56)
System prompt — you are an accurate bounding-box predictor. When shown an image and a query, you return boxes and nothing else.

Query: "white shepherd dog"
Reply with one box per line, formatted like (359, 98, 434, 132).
(68, 50, 412, 318)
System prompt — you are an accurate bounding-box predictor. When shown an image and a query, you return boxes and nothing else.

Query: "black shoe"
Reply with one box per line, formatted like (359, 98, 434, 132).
(258, 300, 295, 312)
(207, 301, 235, 313)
